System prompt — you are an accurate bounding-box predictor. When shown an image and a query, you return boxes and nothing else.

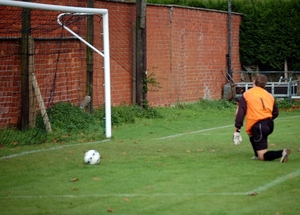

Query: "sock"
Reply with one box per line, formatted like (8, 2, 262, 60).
(250, 137, 258, 157)
(252, 143, 258, 157)
(263, 150, 283, 161)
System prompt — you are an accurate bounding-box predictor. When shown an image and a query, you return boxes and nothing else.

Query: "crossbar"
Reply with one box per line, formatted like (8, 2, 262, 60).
(0, 0, 112, 138)
(0, 0, 108, 14)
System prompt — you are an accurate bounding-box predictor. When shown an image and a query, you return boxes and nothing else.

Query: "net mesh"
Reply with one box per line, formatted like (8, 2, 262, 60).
(0, 5, 105, 146)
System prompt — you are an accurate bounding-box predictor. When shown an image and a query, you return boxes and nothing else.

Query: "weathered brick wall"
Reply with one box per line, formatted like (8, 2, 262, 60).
(99, 1, 136, 105)
(97, 1, 241, 106)
(146, 5, 241, 106)
(0, 0, 241, 128)
(0, 42, 21, 126)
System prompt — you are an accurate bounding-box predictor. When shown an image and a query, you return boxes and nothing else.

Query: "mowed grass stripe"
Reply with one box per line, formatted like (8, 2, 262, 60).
(1, 115, 299, 160)
(0, 108, 300, 214)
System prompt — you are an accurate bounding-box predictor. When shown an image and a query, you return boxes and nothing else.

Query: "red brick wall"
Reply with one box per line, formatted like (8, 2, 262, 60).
(0, 42, 22, 126)
(0, 0, 241, 128)
(97, 1, 241, 106)
(146, 6, 241, 106)
(100, 1, 136, 105)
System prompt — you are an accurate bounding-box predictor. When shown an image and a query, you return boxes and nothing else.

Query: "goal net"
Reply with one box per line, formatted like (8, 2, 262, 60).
(0, 1, 112, 146)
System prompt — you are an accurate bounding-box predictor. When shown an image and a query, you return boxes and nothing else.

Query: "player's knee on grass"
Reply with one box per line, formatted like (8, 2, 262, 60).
(257, 149, 268, 161)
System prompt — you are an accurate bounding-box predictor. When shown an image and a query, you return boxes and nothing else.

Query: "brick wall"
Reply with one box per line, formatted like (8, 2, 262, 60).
(97, 1, 241, 106)
(146, 5, 241, 106)
(0, 0, 241, 128)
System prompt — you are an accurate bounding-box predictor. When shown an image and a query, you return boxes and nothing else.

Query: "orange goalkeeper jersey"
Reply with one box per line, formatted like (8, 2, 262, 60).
(235, 86, 279, 135)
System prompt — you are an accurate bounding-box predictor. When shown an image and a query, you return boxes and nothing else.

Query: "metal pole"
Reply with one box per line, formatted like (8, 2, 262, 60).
(87, 0, 94, 114)
(0, 0, 112, 138)
(20, 7, 30, 130)
(103, 12, 112, 138)
(0, 0, 108, 14)
(227, 0, 232, 80)
(136, 0, 147, 107)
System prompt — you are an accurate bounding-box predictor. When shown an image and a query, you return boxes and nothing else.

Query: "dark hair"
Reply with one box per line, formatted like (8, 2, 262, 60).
(254, 74, 268, 88)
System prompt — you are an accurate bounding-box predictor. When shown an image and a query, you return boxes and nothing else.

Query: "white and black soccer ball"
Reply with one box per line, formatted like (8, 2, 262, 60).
(84, 149, 100, 165)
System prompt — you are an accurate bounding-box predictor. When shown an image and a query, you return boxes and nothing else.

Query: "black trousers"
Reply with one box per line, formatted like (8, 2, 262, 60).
(250, 118, 274, 151)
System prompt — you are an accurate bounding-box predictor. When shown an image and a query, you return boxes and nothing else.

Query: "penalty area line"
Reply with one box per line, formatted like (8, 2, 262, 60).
(0, 192, 247, 199)
(0, 139, 110, 160)
(153, 115, 300, 140)
(153, 125, 232, 140)
(2, 168, 299, 199)
(247, 168, 300, 195)
(1, 115, 298, 160)
(2, 167, 300, 200)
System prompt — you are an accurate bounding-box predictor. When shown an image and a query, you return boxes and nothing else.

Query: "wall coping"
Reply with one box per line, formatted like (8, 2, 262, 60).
(100, 0, 242, 16)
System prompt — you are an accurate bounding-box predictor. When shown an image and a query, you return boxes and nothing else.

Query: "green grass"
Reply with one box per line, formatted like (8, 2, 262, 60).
(1, 103, 300, 215)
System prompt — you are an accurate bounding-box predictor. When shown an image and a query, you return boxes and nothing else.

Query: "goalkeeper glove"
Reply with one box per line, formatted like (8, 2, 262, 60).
(233, 130, 242, 145)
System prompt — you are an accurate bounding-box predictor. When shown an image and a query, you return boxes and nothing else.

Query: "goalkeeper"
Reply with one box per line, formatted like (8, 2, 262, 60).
(233, 74, 290, 163)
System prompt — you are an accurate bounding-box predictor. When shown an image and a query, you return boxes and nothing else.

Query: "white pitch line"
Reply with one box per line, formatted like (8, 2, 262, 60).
(154, 115, 300, 140)
(1, 167, 300, 199)
(154, 125, 233, 140)
(247, 168, 300, 194)
(0, 192, 247, 199)
(276, 115, 300, 121)
(2, 168, 299, 199)
(0, 139, 110, 160)
(1, 115, 299, 160)
(0, 115, 299, 199)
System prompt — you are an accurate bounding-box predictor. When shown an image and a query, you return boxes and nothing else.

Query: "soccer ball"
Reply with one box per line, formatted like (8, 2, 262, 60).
(84, 149, 100, 165)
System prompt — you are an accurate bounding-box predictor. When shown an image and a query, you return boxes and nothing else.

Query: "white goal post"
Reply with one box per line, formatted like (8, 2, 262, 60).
(0, 0, 112, 138)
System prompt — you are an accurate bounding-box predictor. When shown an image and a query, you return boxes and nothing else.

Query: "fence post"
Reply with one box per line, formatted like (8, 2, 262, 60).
(86, 0, 94, 114)
(28, 36, 35, 128)
(136, 0, 147, 107)
(20, 7, 31, 130)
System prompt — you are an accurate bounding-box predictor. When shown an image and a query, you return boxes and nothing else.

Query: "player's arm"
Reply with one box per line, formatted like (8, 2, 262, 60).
(233, 96, 246, 145)
(272, 102, 279, 120)
(234, 95, 247, 131)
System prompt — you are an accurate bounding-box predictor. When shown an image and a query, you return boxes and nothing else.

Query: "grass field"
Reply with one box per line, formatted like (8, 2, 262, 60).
(1, 104, 300, 215)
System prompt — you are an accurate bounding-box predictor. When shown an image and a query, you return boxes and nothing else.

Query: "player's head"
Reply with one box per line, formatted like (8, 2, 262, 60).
(254, 74, 268, 88)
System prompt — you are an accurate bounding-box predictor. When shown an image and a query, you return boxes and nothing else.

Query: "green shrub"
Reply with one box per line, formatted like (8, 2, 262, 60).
(276, 99, 293, 109)
(93, 103, 163, 127)
(2, 99, 292, 147)
(37, 102, 96, 132)
(175, 99, 235, 110)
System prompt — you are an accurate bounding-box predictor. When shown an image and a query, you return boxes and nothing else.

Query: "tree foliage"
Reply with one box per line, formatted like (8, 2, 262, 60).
(148, 0, 300, 71)
(237, 0, 300, 70)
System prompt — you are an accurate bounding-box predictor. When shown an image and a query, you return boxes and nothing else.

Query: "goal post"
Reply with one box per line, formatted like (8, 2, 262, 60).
(0, 0, 112, 138)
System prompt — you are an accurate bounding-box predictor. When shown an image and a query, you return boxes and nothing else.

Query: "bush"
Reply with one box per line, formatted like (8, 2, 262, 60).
(93, 103, 163, 127)
(276, 99, 293, 109)
(37, 102, 96, 132)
